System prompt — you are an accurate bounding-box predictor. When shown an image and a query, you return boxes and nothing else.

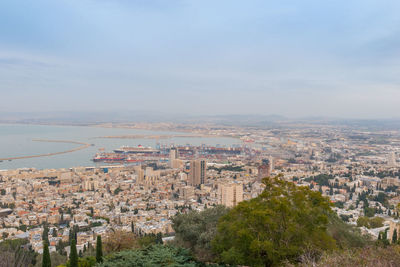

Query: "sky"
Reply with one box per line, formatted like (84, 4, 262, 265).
(0, 0, 399, 119)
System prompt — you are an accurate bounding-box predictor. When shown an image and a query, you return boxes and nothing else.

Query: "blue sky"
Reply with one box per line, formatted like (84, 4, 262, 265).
(0, 0, 399, 118)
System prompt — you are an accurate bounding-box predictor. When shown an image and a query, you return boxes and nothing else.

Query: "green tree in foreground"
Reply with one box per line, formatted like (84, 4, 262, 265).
(98, 244, 201, 267)
(172, 205, 229, 262)
(212, 175, 336, 266)
(0, 239, 36, 266)
(69, 239, 78, 267)
(96, 235, 103, 263)
(42, 242, 51, 267)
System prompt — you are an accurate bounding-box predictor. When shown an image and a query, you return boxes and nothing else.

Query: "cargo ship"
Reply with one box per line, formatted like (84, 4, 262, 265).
(92, 153, 126, 162)
(113, 145, 159, 154)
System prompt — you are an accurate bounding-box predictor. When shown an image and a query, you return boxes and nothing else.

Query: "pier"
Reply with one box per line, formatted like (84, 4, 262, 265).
(0, 139, 91, 161)
(92, 134, 214, 139)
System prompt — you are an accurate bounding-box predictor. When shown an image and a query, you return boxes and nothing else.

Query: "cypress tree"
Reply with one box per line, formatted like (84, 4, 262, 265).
(96, 235, 103, 263)
(393, 229, 398, 244)
(156, 232, 163, 244)
(42, 224, 49, 245)
(69, 239, 78, 267)
(42, 241, 51, 267)
(131, 221, 134, 233)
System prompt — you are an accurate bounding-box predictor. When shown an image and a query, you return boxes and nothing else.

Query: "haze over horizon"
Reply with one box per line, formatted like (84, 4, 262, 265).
(1, 0, 400, 119)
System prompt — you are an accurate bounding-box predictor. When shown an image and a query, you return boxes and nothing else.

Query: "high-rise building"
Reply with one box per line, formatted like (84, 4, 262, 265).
(145, 167, 160, 184)
(170, 148, 182, 168)
(258, 159, 271, 181)
(189, 159, 207, 186)
(134, 166, 144, 184)
(170, 148, 179, 161)
(269, 155, 274, 173)
(388, 152, 397, 167)
(218, 182, 243, 207)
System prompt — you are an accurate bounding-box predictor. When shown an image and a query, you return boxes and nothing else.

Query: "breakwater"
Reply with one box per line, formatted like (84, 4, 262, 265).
(0, 139, 91, 161)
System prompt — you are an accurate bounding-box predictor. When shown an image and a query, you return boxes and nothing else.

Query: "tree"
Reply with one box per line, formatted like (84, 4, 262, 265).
(383, 228, 388, 240)
(327, 213, 369, 249)
(364, 207, 375, 217)
(131, 222, 134, 233)
(212, 175, 336, 266)
(156, 233, 163, 244)
(97, 245, 198, 267)
(42, 241, 51, 267)
(69, 239, 78, 267)
(78, 256, 96, 267)
(89, 207, 94, 217)
(172, 205, 229, 262)
(356, 216, 384, 229)
(103, 230, 138, 253)
(0, 239, 37, 266)
(42, 224, 49, 245)
(392, 229, 398, 244)
(96, 235, 103, 263)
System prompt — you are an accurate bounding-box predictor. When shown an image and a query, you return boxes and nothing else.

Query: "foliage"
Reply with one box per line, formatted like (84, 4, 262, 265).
(36, 252, 66, 267)
(291, 246, 400, 267)
(42, 242, 51, 267)
(364, 207, 376, 217)
(103, 230, 138, 253)
(42, 224, 49, 245)
(374, 192, 388, 207)
(113, 187, 123, 195)
(172, 205, 229, 262)
(90, 222, 102, 228)
(96, 235, 103, 263)
(339, 214, 352, 222)
(0, 238, 37, 267)
(304, 174, 334, 186)
(61, 256, 96, 267)
(212, 175, 336, 266)
(327, 213, 370, 248)
(393, 229, 398, 244)
(357, 216, 384, 229)
(137, 233, 158, 248)
(98, 244, 201, 267)
(208, 165, 244, 173)
(334, 201, 344, 209)
(69, 239, 78, 267)
(77, 257, 96, 267)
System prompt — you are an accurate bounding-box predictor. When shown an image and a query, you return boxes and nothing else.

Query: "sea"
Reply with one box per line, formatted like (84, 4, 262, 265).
(0, 124, 240, 170)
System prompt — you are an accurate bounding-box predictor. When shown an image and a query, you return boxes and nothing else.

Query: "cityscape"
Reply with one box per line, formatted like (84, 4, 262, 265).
(1, 120, 400, 265)
(1, 0, 400, 266)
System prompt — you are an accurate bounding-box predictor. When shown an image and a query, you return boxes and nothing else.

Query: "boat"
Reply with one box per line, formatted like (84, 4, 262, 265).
(113, 145, 159, 154)
(92, 153, 126, 162)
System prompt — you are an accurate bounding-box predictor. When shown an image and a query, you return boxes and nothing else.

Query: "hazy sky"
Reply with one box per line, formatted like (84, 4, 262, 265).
(1, 0, 399, 119)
